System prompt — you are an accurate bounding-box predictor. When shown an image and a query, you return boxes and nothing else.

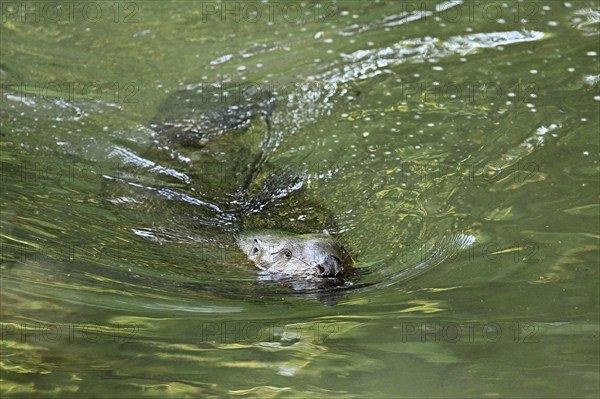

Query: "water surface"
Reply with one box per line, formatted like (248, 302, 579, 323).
(1, 1, 599, 398)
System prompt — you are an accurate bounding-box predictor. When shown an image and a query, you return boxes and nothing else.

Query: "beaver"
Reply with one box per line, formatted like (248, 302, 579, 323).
(238, 230, 353, 279)
(145, 83, 353, 281)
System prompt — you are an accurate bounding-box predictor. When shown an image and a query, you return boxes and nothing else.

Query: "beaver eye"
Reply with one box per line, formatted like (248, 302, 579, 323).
(283, 249, 292, 259)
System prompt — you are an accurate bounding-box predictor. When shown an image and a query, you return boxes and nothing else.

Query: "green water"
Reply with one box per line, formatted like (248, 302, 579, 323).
(1, 1, 599, 398)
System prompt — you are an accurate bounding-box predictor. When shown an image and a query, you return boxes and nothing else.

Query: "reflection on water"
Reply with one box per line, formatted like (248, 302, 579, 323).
(1, 1, 599, 398)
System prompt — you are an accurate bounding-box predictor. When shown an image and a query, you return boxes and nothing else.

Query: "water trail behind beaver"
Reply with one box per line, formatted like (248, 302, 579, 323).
(103, 83, 359, 297)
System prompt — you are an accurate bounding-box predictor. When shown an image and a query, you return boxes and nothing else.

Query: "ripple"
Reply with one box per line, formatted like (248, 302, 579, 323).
(143, 303, 244, 313)
(324, 30, 547, 84)
(108, 146, 191, 184)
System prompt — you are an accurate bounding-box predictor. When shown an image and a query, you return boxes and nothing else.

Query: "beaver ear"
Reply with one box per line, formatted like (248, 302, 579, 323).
(251, 238, 263, 256)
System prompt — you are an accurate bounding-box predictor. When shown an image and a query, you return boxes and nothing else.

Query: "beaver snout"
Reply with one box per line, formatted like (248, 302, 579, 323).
(315, 255, 344, 277)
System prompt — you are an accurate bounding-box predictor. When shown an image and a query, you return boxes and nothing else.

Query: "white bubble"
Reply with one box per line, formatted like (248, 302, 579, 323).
(362, 132, 370, 137)
(587, 51, 598, 56)
(529, 69, 538, 74)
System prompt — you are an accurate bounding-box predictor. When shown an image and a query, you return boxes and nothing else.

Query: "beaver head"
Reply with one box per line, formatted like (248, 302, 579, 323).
(238, 231, 353, 278)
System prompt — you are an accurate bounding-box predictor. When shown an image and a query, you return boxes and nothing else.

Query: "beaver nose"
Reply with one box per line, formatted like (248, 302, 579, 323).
(315, 255, 343, 277)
